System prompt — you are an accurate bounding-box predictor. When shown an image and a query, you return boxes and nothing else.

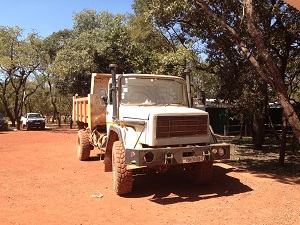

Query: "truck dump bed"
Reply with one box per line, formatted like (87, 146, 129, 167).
(72, 73, 111, 129)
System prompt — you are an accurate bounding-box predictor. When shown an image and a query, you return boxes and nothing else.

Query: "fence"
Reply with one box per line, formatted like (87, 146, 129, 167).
(221, 124, 292, 137)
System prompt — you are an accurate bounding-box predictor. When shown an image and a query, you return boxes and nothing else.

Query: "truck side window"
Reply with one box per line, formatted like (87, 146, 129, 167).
(100, 88, 107, 106)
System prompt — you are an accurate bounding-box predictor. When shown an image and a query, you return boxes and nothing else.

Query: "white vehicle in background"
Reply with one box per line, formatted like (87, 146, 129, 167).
(22, 113, 45, 130)
(21, 116, 27, 129)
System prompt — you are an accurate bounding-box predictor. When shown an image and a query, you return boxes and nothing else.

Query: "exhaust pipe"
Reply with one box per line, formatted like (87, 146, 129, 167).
(184, 69, 192, 108)
(109, 64, 118, 120)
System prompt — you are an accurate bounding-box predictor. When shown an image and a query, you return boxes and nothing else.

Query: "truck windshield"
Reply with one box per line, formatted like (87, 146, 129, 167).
(120, 77, 188, 106)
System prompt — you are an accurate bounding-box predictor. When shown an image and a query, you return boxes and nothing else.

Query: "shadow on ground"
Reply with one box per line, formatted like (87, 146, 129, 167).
(227, 157, 300, 184)
(219, 136, 300, 180)
(125, 164, 252, 204)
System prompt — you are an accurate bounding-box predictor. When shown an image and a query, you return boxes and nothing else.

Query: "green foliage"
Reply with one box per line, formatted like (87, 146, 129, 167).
(51, 11, 131, 75)
(132, 0, 300, 147)
(46, 9, 208, 97)
(0, 6, 231, 128)
(0, 26, 44, 127)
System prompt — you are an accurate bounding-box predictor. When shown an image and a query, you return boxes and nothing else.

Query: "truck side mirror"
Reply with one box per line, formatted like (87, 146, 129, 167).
(101, 96, 108, 106)
(100, 89, 108, 106)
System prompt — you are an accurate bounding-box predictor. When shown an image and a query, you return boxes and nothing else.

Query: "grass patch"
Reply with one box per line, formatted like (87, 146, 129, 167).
(218, 136, 300, 179)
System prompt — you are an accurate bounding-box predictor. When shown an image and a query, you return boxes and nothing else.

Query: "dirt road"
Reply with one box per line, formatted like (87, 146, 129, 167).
(0, 128, 299, 225)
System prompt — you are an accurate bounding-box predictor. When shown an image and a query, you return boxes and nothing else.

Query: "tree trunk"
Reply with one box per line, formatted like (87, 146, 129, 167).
(243, 0, 300, 143)
(52, 102, 61, 128)
(252, 114, 265, 150)
(275, 86, 300, 142)
(16, 118, 21, 130)
(10, 118, 16, 127)
(57, 113, 61, 127)
(279, 115, 287, 165)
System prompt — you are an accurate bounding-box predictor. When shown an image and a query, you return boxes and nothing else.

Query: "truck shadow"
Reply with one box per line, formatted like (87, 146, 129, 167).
(126, 164, 252, 204)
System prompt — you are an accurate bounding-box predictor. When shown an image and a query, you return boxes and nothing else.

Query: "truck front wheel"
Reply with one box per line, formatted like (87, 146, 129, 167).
(112, 141, 133, 195)
(188, 161, 213, 185)
(77, 130, 92, 161)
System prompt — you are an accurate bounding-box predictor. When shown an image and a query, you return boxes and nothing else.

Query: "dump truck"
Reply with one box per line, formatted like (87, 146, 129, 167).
(73, 64, 230, 195)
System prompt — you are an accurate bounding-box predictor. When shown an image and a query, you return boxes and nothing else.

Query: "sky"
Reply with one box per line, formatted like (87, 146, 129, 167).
(0, 0, 134, 38)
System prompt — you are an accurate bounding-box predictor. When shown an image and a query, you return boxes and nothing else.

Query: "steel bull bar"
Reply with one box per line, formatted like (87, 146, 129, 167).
(125, 143, 230, 168)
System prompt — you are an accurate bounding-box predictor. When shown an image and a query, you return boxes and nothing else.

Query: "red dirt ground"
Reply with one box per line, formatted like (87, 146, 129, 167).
(0, 128, 299, 225)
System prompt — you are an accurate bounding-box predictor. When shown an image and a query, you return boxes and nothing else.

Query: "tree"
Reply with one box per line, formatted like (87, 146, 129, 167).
(208, 33, 271, 149)
(41, 30, 75, 126)
(51, 10, 135, 76)
(52, 9, 203, 77)
(133, 0, 300, 162)
(195, 0, 300, 163)
(0, 26, 44, 129)
(129, 8, 211, 88)
(133, 0, 269, 148)
(44, 10, 207, 125)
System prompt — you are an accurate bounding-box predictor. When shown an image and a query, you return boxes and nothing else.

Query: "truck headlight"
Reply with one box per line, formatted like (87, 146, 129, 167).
(212, 149, 218, 154)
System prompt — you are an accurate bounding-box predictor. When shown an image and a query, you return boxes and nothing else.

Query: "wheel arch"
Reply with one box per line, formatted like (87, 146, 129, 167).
(77, 121, 88, 130)
(104, 126, 123, 172)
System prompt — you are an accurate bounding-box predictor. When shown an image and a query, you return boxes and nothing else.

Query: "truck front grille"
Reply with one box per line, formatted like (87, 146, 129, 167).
(156, 115, 208, 138)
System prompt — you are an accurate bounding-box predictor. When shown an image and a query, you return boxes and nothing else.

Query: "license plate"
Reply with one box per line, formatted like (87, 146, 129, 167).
(183, 156, 204, 163)
(35, 122, 40, 124)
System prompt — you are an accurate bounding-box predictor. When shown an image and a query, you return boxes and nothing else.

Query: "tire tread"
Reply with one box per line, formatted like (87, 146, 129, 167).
(77, 130, 92, 161)
(113, 141, 133, 195)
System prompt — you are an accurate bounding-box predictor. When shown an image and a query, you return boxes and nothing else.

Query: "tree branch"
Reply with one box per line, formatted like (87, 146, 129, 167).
(193, 0, 274, 87)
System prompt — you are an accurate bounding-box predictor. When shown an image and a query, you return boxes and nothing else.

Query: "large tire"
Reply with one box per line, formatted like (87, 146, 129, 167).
(77, 130, 92, 161)
(112, 141, 133, 195)
(188, 161, 213, 185)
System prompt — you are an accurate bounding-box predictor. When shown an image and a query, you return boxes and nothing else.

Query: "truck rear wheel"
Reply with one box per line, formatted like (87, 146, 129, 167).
(77, 130, 92, 161)
(188, 161, 213, 185)
(112, 141, 133, 195)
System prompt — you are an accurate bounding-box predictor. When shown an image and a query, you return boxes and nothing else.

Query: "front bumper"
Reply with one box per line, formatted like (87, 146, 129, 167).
(125, 143, 230, 168)
(27, 121, 45, 128)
